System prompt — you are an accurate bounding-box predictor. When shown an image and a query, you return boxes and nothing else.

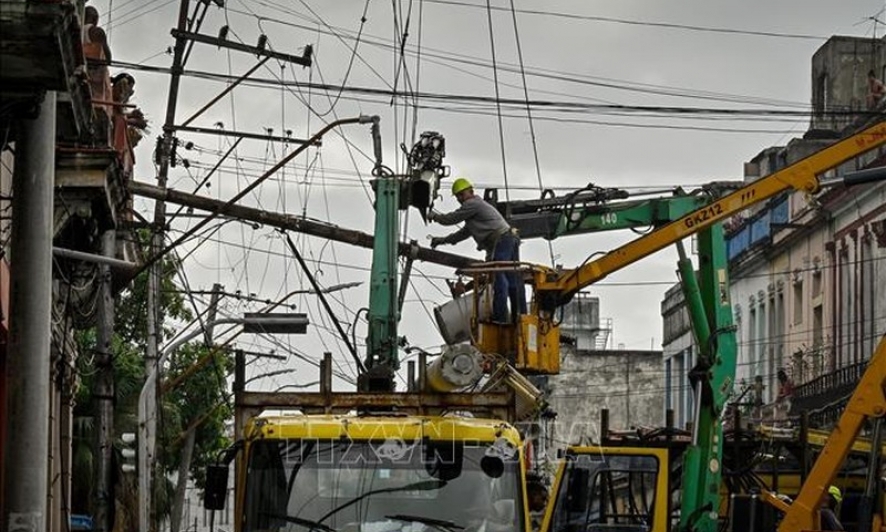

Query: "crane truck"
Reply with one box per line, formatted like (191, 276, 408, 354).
(202, 112, 886, 532)
(203, 121, 542, 531)
(436, 119, 886, 531)
(509, 120, 885, 532)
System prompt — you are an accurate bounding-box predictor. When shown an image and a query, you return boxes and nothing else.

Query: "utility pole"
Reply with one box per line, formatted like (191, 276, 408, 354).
(171, 283, 220, 532)
(2, 91, 56, 532)
(142, 1, 191, 531)
(94, 229, 116, 532)
(137, 5, 313, 528)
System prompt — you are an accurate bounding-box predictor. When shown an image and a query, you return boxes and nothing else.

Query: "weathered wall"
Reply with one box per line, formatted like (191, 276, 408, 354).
(811, 35, 885, 131)
(544, 347, 664, 451)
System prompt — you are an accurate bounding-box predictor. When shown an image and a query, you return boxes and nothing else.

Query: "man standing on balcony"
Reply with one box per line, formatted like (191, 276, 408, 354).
(867, 69, 885, 109)
(83, 6, 112, 62)
(776, 369, 794, 400)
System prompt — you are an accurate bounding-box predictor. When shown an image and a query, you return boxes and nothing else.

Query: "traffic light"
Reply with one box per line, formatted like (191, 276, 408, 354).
(120, 432, 136, 473)
(204, 464, 229, 510)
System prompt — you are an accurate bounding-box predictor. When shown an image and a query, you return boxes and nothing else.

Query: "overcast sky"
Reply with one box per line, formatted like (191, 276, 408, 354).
(91, 0, 885, 390)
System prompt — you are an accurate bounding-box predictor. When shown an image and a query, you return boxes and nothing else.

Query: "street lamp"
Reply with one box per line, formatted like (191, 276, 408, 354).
(138, 313, 307, 532)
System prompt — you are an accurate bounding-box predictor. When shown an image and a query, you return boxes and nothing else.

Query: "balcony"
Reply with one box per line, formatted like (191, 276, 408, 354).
(725, 195, 788, 263)
(0, 0, 92, 137)
(789, 361, 867, 426)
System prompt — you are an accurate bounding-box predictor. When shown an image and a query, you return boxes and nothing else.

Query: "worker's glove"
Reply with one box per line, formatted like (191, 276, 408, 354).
(427, 209, 439, 222)
(430, 237, 444, 249)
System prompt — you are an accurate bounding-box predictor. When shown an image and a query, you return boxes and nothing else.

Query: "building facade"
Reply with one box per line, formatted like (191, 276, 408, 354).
(726, 35, 886, 420)
(1, 1, 142, 529)
(662, 34, 885, 422)
(661, 283, 695, 429)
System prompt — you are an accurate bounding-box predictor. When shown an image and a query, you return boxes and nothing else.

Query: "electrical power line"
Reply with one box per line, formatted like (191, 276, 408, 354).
(423, 0, 830, 42)
(222, 2, 813, 108)
(115, 60, 836, 119)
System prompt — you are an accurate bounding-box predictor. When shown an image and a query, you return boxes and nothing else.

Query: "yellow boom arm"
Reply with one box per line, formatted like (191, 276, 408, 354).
(777, 334, 886, 532)
(534, 120, 886, 302)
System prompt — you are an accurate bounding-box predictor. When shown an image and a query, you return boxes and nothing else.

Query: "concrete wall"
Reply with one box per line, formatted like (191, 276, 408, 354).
(544, 346, 664, 450)
(811, 35, 885, 132)
(559, 293, 601, 351)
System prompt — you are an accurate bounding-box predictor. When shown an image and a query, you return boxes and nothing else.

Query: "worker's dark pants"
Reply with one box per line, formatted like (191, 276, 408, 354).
(491, 233, 526, 323)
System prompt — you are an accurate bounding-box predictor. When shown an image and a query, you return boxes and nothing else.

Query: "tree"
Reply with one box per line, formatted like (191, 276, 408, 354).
(73, 238, 232, 530)
(162, 342, 233, 532)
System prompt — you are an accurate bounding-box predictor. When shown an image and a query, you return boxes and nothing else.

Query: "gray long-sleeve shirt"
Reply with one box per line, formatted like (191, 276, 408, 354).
(434, 196, 510, 252)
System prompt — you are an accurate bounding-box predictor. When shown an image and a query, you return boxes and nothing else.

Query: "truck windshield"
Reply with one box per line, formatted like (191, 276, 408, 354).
(243, 438, 525, 532)
(549, 453, 659, 532)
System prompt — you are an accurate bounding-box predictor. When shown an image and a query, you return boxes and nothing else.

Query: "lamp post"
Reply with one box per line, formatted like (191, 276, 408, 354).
(138, 313, 307, 532)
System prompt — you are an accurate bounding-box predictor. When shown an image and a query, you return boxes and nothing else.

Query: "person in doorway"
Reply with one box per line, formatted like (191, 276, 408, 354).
(526, 475, 549, 531)
(428, 177, 527, 324)
(820, 485, 845, 531)
(868, 69, 886, 109)
(776, 369, 795, 400)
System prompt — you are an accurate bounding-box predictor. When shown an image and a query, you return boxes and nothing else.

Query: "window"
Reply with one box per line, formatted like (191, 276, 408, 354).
(812, 305, 823, 378)
(757, 300, 766, 380)
(813, 72, 829, 122)
(748, 307, 757, 380)
(792, 350, 804, 384)
(768, 293, 778, 403)
(812, 268, 822, 299)
(664, 358, 672, 414)
(684, 347, 694, 429)
(839, 250, 851, 366)
(862, 237, 874, 359)
(243, 439, 526, 531)
(675, 354, 685, 428)
(776, 289, 785, 395)
(793, 281, 803, 325)
(550, 454, 660, 531)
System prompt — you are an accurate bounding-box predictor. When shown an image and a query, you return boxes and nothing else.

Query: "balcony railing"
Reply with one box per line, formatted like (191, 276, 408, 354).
(726, 195, 788, 262)
(789, 361, 867, 426)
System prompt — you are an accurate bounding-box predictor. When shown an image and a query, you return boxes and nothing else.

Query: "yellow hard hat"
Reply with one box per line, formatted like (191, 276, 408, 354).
(451, 177, 473, 196)
(828, 485, 842, 503)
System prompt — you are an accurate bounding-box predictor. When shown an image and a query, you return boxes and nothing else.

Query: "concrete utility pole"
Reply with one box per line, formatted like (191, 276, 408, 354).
(129, 181, 477, 270)
(94, 229, 116, 532)
(171, 283, 220, 532)
(3, 91, 56, 532)
(142, 1, 191, 530)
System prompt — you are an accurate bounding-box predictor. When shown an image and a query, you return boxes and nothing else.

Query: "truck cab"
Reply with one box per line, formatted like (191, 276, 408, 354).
(231, 413, 531, 532)
(542, 447, 670, 532)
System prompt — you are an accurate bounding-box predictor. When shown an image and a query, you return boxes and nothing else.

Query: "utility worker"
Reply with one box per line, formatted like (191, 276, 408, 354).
(429, 177, 527, 324)
(820, 485, 845, 531)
